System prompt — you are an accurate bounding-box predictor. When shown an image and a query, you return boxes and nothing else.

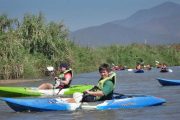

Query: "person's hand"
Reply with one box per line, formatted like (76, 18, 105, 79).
(85, 90, 91, 95)
(83, 91, 87, 94)
(60, 80, 64, 84)
(93, 86, 98, 89)
(83, 90, 90, 97)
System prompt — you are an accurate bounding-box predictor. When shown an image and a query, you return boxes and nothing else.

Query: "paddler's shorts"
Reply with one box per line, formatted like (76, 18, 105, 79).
(82, 94, 96, 102)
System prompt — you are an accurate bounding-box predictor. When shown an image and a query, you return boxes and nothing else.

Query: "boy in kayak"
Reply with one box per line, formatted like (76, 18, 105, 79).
(67, 63, 116, 103)
(38, 63, 73, 90)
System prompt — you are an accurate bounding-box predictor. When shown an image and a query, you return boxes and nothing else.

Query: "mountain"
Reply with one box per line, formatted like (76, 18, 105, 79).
(70, 2, 180, 47)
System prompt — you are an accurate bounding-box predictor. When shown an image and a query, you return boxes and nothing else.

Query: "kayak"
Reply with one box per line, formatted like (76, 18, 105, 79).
(0, 85, 93, 97)
(159, 68, 173, 73)
(127, 69, 144, 73)
(160, 69, 169, 73)
(134, 69, 144, 73)
(156, 78, 180, 86)
(1, 94, 166, 112)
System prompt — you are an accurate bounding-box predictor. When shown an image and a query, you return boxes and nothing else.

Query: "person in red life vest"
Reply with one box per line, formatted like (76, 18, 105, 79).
(38, 63, 73, 90)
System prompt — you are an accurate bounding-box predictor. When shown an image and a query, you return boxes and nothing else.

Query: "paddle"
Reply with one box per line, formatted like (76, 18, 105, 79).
(73, 92, 83, 103)
(47, 66, 54, 72)
(71, 86, 97, 103)
(53, 77, 64, 95)
(155, 60, 160, 64)
(45, 66, 57, 95)
(56, 85, 64, 95)
(52, 77, 59, 96)
(168, 69, 173, 72)
(127, 69, 134, 71)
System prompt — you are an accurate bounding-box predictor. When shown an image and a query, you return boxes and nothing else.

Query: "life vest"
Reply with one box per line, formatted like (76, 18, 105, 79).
(92, 71, 116, 100)
(97, 71, 116, 90)
(57, 68, 73, 88)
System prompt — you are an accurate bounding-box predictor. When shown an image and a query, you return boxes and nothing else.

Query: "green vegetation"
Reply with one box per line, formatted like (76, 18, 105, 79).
(98, 44, 180, 67)
(0, 13, 179, 80)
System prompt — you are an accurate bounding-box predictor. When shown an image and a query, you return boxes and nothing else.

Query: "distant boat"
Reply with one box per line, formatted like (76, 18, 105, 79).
(159, 68, 173, 73)
(160, 69, 169, 73)
(156, 78, 180, 86)
(134, 69, 144, 73)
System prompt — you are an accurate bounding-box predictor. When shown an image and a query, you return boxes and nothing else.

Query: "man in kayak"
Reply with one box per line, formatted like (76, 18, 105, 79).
(135, 63, 143, 70)
(67, 63, 116, 103)
(38, 63, 73, 90)
(160, 63, 168, 72)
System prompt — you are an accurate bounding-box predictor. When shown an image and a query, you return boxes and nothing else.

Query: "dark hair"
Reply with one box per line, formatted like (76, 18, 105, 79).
(99, 63, 111, 73)
(59, 63, 69, 69)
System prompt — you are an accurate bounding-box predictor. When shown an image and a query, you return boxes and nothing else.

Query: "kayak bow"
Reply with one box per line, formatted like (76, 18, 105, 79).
(156, 78, 180, 86)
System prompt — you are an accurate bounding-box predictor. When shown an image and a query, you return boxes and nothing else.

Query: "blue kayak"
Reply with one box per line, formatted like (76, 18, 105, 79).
(156, 78, 180, 86)
(1, 94, 166, 112)
(134, 69, 144, 73)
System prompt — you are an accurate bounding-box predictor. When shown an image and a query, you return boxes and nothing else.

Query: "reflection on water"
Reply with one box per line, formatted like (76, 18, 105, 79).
(0, 66, 180, 120)
(72, 110, 120, 120)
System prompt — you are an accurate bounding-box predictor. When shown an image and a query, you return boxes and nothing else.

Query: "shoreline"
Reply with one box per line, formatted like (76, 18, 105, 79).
(0, 79, 43, 85)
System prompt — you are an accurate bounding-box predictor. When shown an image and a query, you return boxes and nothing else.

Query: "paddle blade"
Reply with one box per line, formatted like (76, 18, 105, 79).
(73, 92, 83, 103)
(168, 69, 173, 72)
(128, 69, 133, 71)
(47, 66, 54, 71)
(155, 61, 159, 63)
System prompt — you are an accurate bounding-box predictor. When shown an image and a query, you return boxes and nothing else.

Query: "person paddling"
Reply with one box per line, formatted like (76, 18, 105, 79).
(38, 63, 73, 90)
(160, 63, 168, 72)
(67, 63, 116, 103)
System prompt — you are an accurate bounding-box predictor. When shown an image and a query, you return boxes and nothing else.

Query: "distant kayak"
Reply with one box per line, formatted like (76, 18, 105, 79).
(156, 78, 180, 86)
(1, 94, 166, 112)
(160, 69, 173, 73)
(134, 69, 144, 73)
(0, 85, 93, 97)
(160, 69, 169, 73)
(127, 69, 144, 73)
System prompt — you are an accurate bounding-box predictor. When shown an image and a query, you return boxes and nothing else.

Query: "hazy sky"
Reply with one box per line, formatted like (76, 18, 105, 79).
(0, 0, 180, 31)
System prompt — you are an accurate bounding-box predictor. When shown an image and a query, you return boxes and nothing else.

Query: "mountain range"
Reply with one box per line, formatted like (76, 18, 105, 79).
(70, 2, 180, 47)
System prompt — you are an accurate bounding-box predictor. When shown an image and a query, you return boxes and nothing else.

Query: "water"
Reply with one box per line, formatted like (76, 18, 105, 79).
(0, 66, 180, 120)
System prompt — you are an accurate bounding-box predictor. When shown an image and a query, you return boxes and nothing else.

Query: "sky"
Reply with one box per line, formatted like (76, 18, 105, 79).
(1, 0, 180, 31)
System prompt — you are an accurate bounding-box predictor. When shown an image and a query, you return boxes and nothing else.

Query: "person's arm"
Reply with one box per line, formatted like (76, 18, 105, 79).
(85, 90, 104, 96)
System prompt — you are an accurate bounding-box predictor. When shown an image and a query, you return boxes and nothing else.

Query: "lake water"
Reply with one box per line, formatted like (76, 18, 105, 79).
(0, 66, 180, 120)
